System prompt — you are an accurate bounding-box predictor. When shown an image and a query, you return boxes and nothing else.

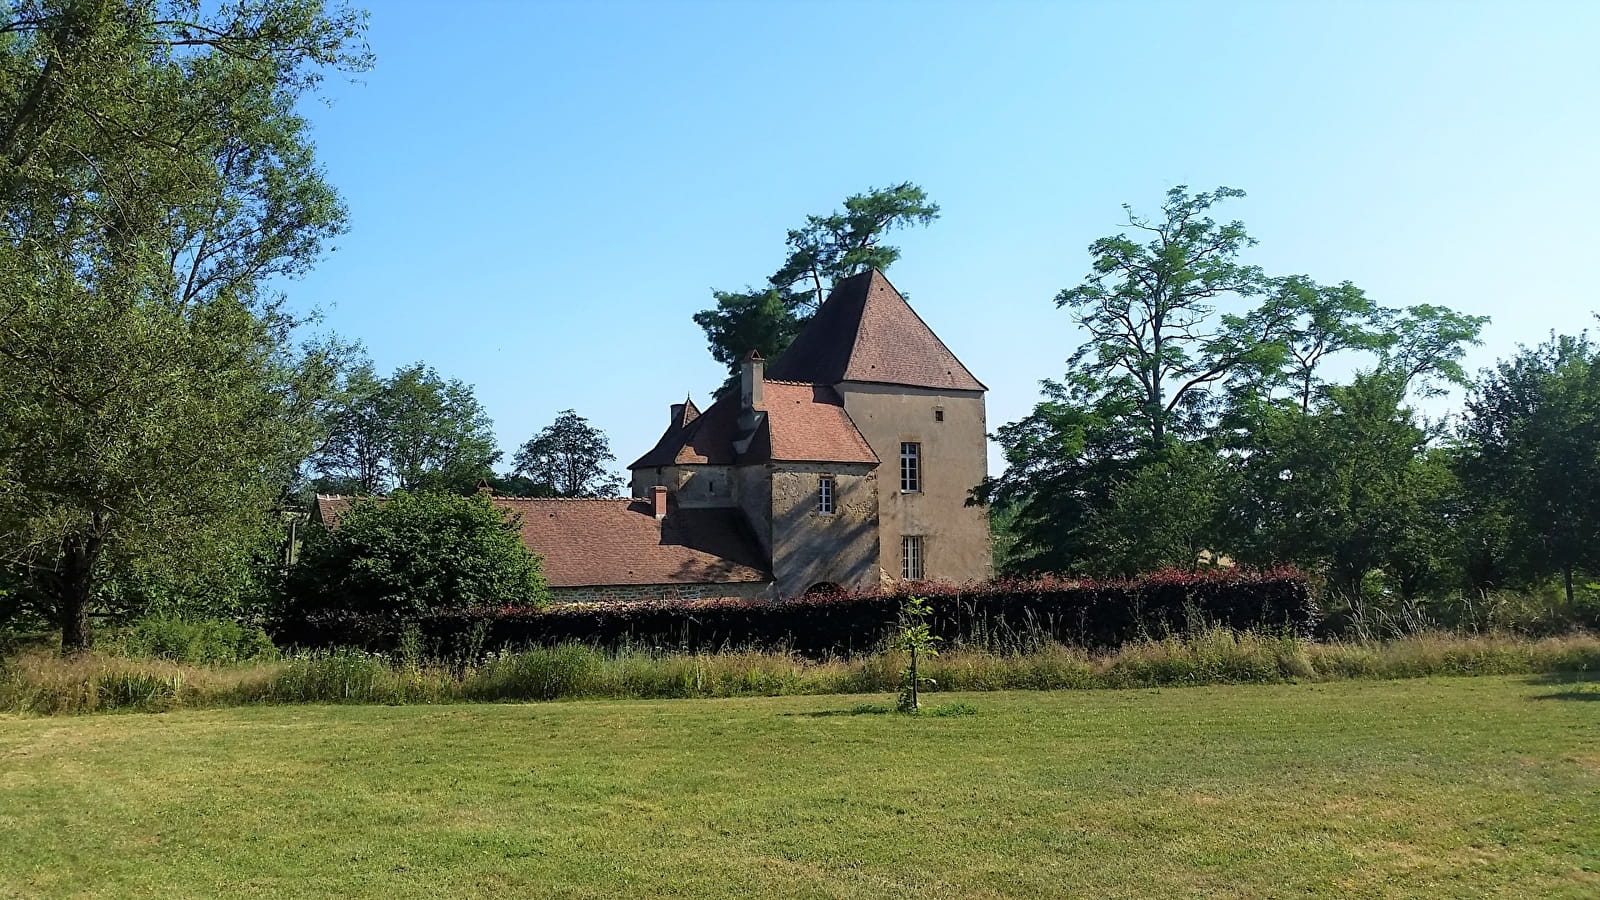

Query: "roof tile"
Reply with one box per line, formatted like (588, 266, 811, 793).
(629, 381, 876, 468)
(766, 268, 986, 391)
(312, 495, 769, 588)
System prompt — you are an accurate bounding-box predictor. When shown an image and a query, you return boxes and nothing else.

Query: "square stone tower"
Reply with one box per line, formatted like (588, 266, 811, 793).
(630, 268, 989, 596)
(766, 269, 990, 586)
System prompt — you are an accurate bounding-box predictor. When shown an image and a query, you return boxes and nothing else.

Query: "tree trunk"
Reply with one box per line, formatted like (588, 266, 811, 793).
(909, 644, 919, 713)
(1564, 566, 1575, 607)
(59, 587, 91, 653)
(55, 530, 103, 654)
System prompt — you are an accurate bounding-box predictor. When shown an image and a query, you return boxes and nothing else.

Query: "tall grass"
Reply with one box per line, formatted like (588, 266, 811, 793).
(2, 630, 1595, 716)
(100, 615, 279, 665)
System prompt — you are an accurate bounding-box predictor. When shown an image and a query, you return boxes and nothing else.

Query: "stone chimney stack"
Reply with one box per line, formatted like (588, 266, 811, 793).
(739, 349, 764, 432)
(651, 484, 668, 520)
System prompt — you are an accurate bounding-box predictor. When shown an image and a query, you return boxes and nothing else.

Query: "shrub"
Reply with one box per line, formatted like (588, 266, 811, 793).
(104, 615, 278, 664)
(282, 491, 548, 621)
(278, 567, 1316, 658)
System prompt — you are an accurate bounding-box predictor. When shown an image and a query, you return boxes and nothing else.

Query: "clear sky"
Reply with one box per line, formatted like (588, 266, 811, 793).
(286, 0, 1600, 477)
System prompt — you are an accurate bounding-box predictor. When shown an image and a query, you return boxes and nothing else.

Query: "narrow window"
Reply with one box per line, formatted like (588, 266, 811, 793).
(934, 408, 945, 422)
(817, 475, 836, 514)
(899, 442, 921, 492)
(902, 535, 924, 580)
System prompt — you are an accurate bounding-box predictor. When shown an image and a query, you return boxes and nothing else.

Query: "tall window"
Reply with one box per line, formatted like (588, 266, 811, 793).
(817, 475, 835, 515)
(899, 442, 921, 492)
(902, 535, 924, 580)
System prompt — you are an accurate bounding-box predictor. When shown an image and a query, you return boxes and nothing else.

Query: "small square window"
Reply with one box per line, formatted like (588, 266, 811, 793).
(899, 442, 921, 493)
(902, 535, 924, 580)
(817, 476, 835, 515)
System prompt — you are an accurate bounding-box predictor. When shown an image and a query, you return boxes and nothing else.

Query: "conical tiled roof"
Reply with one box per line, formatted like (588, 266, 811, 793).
(765, 269, 985, 391)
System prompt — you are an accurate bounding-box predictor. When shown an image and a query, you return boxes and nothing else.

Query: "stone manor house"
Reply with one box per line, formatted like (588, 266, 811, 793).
(315, 269, 990, 602)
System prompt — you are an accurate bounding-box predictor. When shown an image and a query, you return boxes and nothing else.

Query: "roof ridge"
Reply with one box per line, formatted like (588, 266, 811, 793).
(494, 496, 639, 502)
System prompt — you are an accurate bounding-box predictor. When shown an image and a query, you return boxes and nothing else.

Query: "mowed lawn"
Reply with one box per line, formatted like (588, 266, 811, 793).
(1, 677, 1597, 898)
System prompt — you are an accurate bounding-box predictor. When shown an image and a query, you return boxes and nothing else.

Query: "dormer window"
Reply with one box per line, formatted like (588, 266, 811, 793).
(818, 476, 836, 515)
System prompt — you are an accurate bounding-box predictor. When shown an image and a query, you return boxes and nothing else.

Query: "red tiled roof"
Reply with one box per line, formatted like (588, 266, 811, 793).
(765, 268, 986, 391)
(628, 381, 877, 468)
(312, 494, 359, 525)
(754, 381, 878, 464)
(311, 495, 769, 588)
(504, 498, 767, 587)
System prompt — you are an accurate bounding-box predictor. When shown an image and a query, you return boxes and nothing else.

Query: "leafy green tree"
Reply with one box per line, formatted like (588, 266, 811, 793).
(513, 409, 624, 498)
(1274, 277, 1390, 413)
(0, 0, 369, 650)
(1381, 304, 1491, 395)
(1090, 442, 1230, 577)
(285, 491, 547, 619)
(1458, 333, 1600, 605)
(1381, 449, 1464, 604)
(485, 472, 553, 499)
(694, 288, 797, 386)
(975, 380, 1140, 575)
(893, 595, 940, 713)
(694, 183, 939, 381)
(382, 364, 500, 493)
(310, 362, 390, 495)
(1228, 372, 1461, 606)
(987, 186, 1487, 584)
(310, 362, 501, 496)
(1056, 186, 1289, 448)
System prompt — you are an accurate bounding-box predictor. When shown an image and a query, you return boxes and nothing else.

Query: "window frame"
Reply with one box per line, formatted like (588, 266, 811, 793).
(817, 475, 836, 515)
(901, 535, 924, 580)
(899, 441, 922, 493)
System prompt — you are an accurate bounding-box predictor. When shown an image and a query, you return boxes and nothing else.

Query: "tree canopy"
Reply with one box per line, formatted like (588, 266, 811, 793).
(309, 362, 501, 497)
(981, 185, 1492, 629)
(0, 0, 370, 649)
(512, 409, 624, 498)
(693, 183, 938, 385)
(284, 491, 547, 620)
(1457, 333, 1600, 604)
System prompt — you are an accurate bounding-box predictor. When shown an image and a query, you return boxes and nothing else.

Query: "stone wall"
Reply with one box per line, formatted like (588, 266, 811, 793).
(837, 382, 991, 585)
(632, 465, 738, 509)
(736, 464, 774, 559)
(549, 580, 772, 605)
(768, 462, 881, 597)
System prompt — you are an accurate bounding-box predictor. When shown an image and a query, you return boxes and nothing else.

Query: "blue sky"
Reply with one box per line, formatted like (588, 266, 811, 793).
(287, 0, 1600, 476)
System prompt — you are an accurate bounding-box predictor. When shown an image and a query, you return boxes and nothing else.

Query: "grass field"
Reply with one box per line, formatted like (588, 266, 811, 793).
(2, 676, 1597, 898)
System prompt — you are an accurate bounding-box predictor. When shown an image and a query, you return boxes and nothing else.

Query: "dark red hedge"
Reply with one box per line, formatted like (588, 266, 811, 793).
(276, 567, 1316, 657)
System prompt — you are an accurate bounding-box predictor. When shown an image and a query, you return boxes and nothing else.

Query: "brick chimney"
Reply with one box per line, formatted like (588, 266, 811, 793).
(739, 349, 764, 432)
(651, 484, 668, 520)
